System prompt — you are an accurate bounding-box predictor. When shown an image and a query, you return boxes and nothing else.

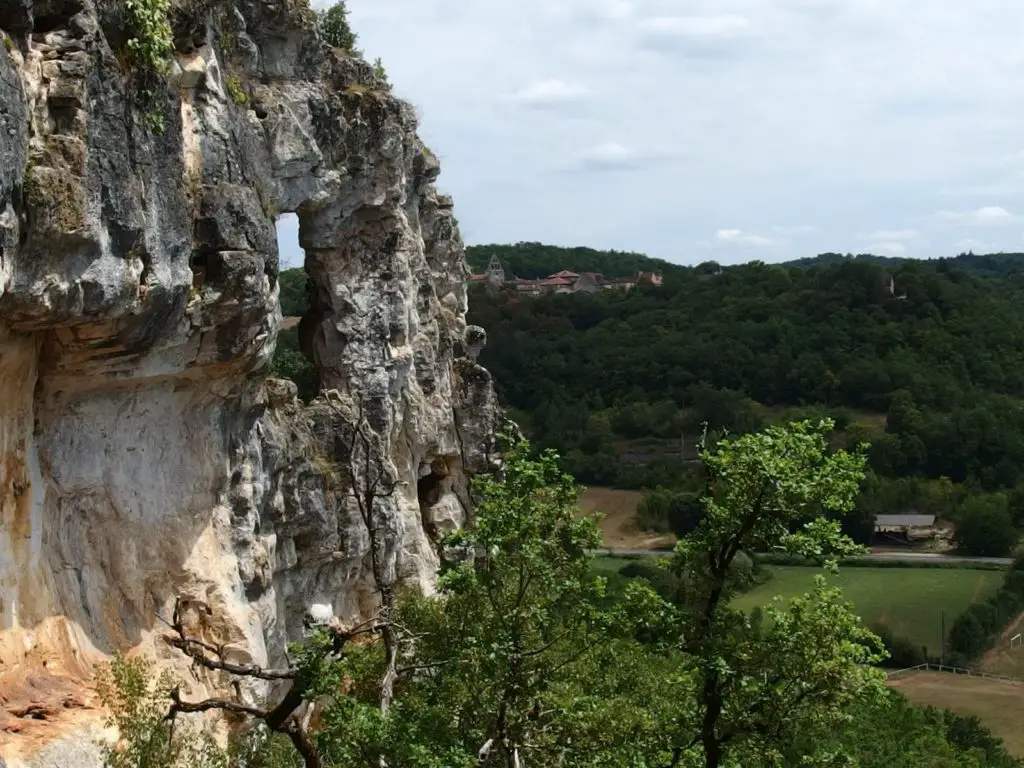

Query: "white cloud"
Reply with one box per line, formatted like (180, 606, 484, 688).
(287, 0, 1024, 264)
(935, 206, 1017, 226)
(512, 79, 590, 107)
(715, 228, 774, 247)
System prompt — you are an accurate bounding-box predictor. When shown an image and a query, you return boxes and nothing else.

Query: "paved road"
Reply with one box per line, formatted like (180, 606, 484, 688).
(590, 548, 1013, 567)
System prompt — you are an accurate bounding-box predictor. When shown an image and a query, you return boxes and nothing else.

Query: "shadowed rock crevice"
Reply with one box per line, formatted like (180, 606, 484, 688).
(0, 1, 500, 761)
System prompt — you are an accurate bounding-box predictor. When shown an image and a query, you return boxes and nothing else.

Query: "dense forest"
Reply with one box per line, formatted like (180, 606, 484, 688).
(464, 249, 1024, 554)
(271, 247, 1024, 554)
(465, 242, 680, 279)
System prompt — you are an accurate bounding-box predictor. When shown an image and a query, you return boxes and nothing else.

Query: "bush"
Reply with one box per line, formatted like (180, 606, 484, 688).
(618, 561, 683, 603)
(279, 268, 311, 317)
(946, 557, 1024, 659)
(318, 2, 358, 52)
(871, 625, 927, 669)
(636, 488, 703, 536)
(94, 654, 225, 768)
(269, 327, 319, 402)
(954, 493, 1019, 557)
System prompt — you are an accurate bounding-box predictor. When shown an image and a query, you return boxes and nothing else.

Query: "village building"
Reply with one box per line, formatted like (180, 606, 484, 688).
(470, 257, 663, 295)
(873, 514, 937, 542)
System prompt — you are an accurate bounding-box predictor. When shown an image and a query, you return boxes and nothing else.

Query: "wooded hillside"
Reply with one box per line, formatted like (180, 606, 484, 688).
(466, 252, 1024, 550)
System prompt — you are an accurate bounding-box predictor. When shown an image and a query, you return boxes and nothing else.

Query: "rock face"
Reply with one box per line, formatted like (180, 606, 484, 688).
(0, 1, 500, 760)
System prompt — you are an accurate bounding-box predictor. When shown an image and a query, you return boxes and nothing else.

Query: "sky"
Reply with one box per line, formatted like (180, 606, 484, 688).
(278, 0, 1024, 269)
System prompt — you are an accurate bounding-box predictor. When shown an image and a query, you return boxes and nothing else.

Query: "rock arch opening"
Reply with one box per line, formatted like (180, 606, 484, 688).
(273, 213, 319, 401)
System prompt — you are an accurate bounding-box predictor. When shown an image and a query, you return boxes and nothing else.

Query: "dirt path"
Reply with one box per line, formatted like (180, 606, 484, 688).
(977, 611, 1024, 677)
(888, 672, 1024, 756)
(577, 487, 675, 550)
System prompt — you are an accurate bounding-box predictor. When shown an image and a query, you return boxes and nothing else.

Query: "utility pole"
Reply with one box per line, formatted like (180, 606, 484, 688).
(940, 609, 945, 665)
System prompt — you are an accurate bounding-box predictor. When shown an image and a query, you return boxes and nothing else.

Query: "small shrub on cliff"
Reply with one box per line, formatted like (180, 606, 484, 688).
(94, 654, 225, 768)
(123, 0, 174, 132)
(124, 0, 174, 74)
(317, 2, 359, 52)
(224, 74, 251, 107)
(372, 57, 388, 85)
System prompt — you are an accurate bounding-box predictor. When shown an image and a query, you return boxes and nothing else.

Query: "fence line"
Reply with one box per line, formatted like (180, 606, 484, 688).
(885, 662, 1023, 686)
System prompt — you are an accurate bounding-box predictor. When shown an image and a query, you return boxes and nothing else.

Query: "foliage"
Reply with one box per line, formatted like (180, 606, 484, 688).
(224, 74, 250, 107)
(657, 420, 886, 767)
(791, 690, 1020, 767)
(946, 556, 1024, 659)
(954, 493, 1020, 557)
(871, 624, 929, 669)
(3, 32, 13, 53)
(466, 241, 679, 279)
(736, 565, 1000, 658)
(268, 270, 317, 399)
(269, 327, 319, 402)
(94, 654, 225, 768)
(123, 0, 174, 132)
(467, 251, 1024, 527)
(618, 559, 684, 603)
(375, 428, 675, 765)
(635, 487, 702, 535)
(88, 422, 1023, 767)
(278, 268, 310, 317)
(317, 1, 359, 52)
(124, 0, 174, 74)
(372, 57, 388, 84)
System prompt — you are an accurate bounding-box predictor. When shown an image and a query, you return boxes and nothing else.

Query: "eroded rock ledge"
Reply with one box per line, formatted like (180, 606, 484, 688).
(0, 1, 499, 760)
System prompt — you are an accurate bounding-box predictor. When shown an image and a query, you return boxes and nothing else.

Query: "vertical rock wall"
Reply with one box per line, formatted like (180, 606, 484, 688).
(0, 1, 499, 760)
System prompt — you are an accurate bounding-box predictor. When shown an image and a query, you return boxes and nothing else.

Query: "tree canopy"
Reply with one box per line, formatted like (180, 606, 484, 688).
(465, 252, 1024, 551)
(97, 422, 1021, 767)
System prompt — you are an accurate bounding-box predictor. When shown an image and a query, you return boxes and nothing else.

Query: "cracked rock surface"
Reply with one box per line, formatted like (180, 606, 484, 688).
(0, 2, 500, 762)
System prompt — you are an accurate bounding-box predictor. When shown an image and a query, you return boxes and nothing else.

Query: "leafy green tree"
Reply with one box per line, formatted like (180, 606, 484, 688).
(269, 327, 319, 401)
(278, 268, 310, 317)
(89, 421, 1023, 767)
(662, 420, 886, 767)
(379, 428, 673, 766)
(794, 691, 1004, 767)
(94, 654, 226, 768)
(954, 493, 1020, 557)
(317, 1, 358, 52)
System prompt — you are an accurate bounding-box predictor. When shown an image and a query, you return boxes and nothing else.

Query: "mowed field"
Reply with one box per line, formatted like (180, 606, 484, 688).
(733, 566, 1001, 656)
(577, 487, 675, 550)
(889, 671, 1024, 756)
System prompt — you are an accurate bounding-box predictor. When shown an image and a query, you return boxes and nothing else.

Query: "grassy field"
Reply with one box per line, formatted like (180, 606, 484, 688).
(733, 566, 1001, 656)
(889, 672, 1024, 756)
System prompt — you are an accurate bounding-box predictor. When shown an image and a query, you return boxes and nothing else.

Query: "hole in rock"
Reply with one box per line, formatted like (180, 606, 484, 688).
(273, 213, 320, 401)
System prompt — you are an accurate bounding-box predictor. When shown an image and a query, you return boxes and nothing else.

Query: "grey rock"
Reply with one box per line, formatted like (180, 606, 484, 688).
(0, 0, 499, 760)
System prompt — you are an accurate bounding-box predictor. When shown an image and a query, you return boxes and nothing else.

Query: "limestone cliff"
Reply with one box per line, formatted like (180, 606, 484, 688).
(0, 1, 499, 761)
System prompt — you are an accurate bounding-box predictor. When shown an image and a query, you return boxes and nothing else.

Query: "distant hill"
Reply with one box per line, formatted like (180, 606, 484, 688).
(784, 250, 1024, 279)
(466, 253, 1024, 516)
(781, 252, 910, 270)
(465, 242, 682, 280)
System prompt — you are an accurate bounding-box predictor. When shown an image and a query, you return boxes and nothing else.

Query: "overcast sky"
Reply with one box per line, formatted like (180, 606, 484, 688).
(278, 0, 1024, 268)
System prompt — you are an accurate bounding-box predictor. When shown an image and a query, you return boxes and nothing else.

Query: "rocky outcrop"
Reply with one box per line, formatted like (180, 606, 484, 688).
(0, 1, 499, 761)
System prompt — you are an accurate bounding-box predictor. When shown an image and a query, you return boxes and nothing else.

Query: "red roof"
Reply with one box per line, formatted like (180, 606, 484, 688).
(548, 270, 580, 279)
